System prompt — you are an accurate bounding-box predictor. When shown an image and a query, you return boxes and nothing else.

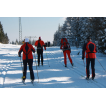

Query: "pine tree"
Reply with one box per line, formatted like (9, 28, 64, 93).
(12, 41, 15, 44)
(15, 39, 18, 45)
(0, 22, 9, 44)
(53, 17, 106, 54)
(90, 17, 106, 53)
(0, 22, 4, 43)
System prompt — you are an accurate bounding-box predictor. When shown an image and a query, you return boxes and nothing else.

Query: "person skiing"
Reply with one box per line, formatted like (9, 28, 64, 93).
(82, 36, 97, 80)
(35, 37, 46, 66)
(60, 37, 73, 67)
(18, 38, 35, 83)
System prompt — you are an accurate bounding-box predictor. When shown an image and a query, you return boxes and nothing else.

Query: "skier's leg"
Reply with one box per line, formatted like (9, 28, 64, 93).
(63, 50, 67, 66)
(91, 59, 95, 79)
(38, 52, 40, 66)
(41, 51, 43, 65)
(28, 59, 34, 81)
(23, 60, 27, 80)
(86, 58, 90, 78)
(67, 50, 73, 64)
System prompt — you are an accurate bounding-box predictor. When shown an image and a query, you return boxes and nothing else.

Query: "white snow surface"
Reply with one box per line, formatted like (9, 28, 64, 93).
(0, 43, 106, 88)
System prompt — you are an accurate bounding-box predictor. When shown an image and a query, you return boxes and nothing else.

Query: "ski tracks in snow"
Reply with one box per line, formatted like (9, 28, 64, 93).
(0, 54, 14, 88)
(0, 45, 106, 88)
(48, 47, 106, 88)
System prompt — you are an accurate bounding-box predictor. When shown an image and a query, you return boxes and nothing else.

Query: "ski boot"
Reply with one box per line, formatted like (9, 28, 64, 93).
(71, 63, 74, 66)
(86, 77, 89, 80)
(31, 79, 34, 86)
(65, 64, 67, 67)
(92, 75, 95, 80)
(85, 75, 89, 80)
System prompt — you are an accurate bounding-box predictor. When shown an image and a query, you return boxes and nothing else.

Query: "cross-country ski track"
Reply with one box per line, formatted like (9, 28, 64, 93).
(0, 43, 106, 88)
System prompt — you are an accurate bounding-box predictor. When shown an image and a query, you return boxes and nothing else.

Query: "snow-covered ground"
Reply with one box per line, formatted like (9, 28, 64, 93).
(0, 43, 106, 88)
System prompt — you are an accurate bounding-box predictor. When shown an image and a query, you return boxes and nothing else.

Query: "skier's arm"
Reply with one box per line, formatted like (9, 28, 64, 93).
(31, 45, 36, 53)
(42, 41, 46, 50)
(35, 41, 38, 47)
(44, 44, 46, 50)
(65, 38, 68, 42)
(18, 46, 23, 57)
(60, 44, 63, 51)
(82, 43, 87, 60)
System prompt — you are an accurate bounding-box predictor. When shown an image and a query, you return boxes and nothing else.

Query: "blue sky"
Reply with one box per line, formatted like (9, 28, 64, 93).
(0, 17, 65, 43)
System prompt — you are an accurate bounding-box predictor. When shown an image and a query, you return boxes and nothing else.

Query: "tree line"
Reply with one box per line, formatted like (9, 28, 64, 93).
(53, 17, 106, 54)
(11, 39, 36, 45)
(0, 22, 9, 44)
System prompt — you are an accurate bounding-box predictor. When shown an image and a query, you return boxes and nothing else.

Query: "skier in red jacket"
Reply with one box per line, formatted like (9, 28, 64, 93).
(35, 37, 46, 66)
(82, 36, 97, 80)
(60, 38, 73, 67)
(18, 38, 35, 83)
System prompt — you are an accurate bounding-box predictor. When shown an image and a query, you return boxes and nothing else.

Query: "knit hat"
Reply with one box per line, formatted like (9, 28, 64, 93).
(25, 38, 29, 42)
(39, 37, 41, 40)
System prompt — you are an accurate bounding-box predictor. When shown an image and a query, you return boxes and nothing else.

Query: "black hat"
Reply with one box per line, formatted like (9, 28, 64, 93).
(87, 36, 91, 40)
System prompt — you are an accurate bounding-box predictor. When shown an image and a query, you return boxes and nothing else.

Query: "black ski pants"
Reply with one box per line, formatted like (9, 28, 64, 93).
(37, 50, 43, 65)
(86, 58, 95, 78)
(23, 59, 34, 80)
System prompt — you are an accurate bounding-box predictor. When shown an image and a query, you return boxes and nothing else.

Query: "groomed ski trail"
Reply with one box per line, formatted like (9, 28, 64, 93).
(0, 45, 106, 88)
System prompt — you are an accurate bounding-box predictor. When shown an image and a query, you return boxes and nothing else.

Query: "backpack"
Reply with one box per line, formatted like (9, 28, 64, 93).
(37, 40, 43, 53)
(24, 43, 30, 60)
(37, 40, 42, 49)
(86, 42, 96, 53)
(61, 38, 70, 51)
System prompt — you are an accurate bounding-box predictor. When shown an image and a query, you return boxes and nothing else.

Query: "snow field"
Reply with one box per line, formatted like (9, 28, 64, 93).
(0, 44, 106, 88)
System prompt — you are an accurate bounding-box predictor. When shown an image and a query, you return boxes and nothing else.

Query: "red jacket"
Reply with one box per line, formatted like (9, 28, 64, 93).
(18, 43, 35, 60)
(35, 40, 46, 50)
(61, 38, 68, 44)
(82, 41, 97, 59)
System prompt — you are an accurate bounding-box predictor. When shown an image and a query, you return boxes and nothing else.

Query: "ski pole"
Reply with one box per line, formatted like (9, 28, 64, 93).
(20, 56, 25, 80)
(83, 60, 86, 72)
(45, 50, 50, 67)
(96, 57, 106, 72)
(83, 60, 86, 71)
(83, 60, 87, 77)
(20, 56, 23, 72)
(34, 53, 39, 82)
(83, 60, 85, 67)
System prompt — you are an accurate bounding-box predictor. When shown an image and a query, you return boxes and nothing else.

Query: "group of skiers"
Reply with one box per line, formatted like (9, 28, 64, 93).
(18, 36, 97, 83)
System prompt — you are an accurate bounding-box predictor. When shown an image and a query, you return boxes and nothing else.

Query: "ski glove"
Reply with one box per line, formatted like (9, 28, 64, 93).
(82, 56, 84, 60)
(18, 53, 21, 57)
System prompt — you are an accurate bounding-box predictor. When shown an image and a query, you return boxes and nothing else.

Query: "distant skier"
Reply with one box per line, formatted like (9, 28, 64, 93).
(18, 38, 35, 83)
(60, 38, 73, 67)
(82, 36, 97, 80)
(35, 37, 46, 66)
